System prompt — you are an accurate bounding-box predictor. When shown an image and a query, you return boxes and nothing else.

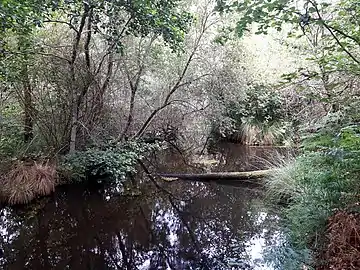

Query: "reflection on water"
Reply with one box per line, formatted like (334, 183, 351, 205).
(205, 143, 292, 172)
(0, 180, 279, 269)
(0, 144, 284, 269)
(152, 143, 293, 174)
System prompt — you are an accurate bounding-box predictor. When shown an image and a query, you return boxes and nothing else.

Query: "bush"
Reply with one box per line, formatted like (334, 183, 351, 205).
(60, 141, 158, 183)
(212, 84, 292, 145)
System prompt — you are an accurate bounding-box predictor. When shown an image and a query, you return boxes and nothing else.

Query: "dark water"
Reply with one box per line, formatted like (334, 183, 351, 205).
(0, 144, 287, 270)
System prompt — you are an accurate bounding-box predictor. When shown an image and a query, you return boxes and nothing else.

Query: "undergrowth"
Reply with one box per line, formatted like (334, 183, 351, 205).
(212, 84, 292, 145)
(320, 209, 360, 270)
(265, 123, 360, 269)
(0, 140, 159, 205)
(60, 140, 159, 184)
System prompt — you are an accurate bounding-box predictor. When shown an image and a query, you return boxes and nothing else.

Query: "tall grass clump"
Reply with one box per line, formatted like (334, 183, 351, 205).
(265, 124, 360, 269)
(0, 160, 57, 205)
(264, 155, 301, 203)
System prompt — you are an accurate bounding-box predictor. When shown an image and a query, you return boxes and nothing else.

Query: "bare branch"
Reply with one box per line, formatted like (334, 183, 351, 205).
(43, 20, 79, 33)
(134, 9, 213, 138)
(94, 15, 133, 76)
(327, 24, 360, 47)
(13, 51, 71, 63)
(170, 73, 210, 91)
(120, 35, 158, 140)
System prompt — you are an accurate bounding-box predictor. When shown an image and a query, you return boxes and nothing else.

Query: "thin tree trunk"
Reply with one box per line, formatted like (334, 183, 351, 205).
(133, 13, 211, 139)
(120, 36, 156, 140)
(120, 65, 142, 139)
(23, 64, 33, 143)
(121, 87, 136, 139)
(18, 34, 34, 143)
(69, 4, 89, 153)
(69, 103, 79, 153)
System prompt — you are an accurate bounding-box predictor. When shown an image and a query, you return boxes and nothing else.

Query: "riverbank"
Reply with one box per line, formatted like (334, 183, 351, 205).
(0, 141, 156, 205)
(265, 124, 360, 269)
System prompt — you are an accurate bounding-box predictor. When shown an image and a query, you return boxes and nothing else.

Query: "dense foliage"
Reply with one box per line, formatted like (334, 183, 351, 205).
(0, 0, 194, 189)
(61, 141, 158, 183)
(0, 0, 197, 203)
(1, 0, 360, 267)
(213, 84, 290, 144)
(266, 121, 360, 269)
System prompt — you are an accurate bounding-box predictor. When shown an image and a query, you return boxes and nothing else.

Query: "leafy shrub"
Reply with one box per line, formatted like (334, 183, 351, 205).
(213, 84, 291, 145)
(225, 85, 285, 124)
(61, 141, 158, 183)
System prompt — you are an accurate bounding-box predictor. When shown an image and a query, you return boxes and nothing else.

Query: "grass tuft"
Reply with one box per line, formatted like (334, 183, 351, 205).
(33, 162, 56, 195)
(265, 156, 303, 203)
(0, 160, 57, 205)
(230, 121, 289, 145)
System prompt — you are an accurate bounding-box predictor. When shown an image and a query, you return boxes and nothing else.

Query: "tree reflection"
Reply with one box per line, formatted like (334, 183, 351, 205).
(150, 143, 292, 174)
(0, 178, 278, 269)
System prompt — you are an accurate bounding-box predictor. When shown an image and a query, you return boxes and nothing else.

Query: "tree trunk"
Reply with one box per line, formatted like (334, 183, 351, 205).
(68, 5, 89, 153)
(18, 34, 34, 144)
(23, 64, 33, 143)
(159, 169, 272, 181)
(69, 105, 78, 153)
(121, 88, 136, 139)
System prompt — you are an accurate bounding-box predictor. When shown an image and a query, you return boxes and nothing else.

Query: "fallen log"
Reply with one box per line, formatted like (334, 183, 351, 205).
(159, 169, 272, 182)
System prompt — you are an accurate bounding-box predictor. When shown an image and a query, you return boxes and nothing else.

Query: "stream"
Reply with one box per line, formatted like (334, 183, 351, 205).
(0, 144, 289, 270)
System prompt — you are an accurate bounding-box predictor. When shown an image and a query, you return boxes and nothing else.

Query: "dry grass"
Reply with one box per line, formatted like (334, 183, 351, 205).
(318, 209, 360, 270)
(0, 160, 57, 205)
(33, 162, 56, 195)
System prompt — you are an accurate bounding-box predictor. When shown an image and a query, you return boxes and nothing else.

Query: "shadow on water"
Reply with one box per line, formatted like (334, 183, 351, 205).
(0, 144, 285, 270)
(151, 142, 294, 174)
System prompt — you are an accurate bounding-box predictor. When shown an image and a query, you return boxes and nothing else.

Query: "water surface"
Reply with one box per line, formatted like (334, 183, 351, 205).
(0, 144, 285, 269)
